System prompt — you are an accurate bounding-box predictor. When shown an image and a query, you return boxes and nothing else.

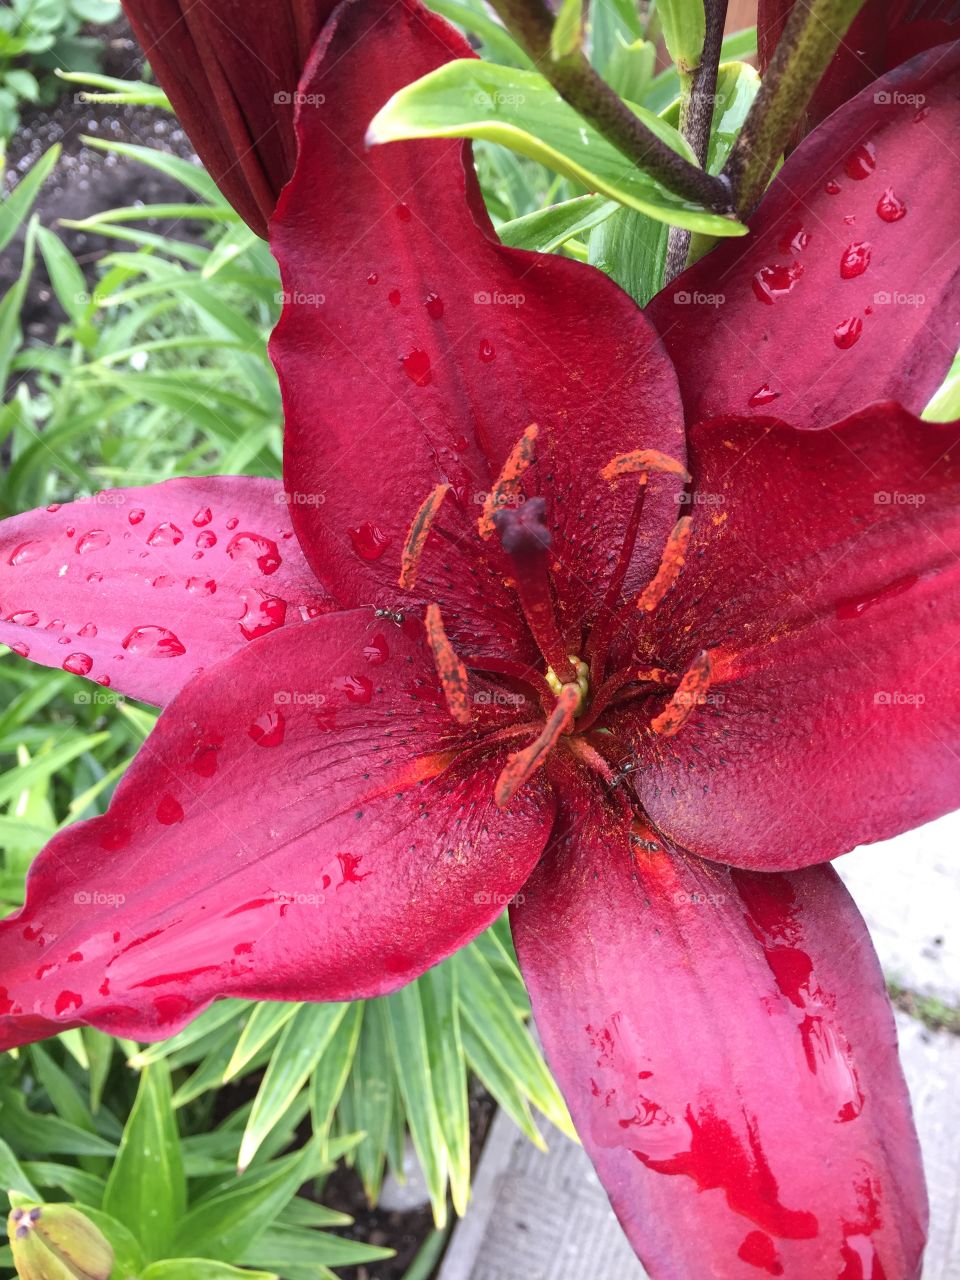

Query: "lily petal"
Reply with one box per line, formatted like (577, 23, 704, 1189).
(624, 404, 960, 870)
(648, 42, 960, 429)
(512, 785, 926, 1279)
(271, 0, 686, 655)
(121, 0, 331, 235)
(0, 477, 326, 705)
(0, 609, 553, 1049)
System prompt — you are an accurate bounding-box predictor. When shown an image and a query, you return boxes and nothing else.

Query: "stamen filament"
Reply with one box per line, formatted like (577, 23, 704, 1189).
(586, 477, 647, 685)
(479, 424, 538, 539)
(495, 683, 580, 806)
(399, 483, 450, 590)
(424, 603, 472, 726)
(650, 649, 713, 738)
(637, 517, 693, 612)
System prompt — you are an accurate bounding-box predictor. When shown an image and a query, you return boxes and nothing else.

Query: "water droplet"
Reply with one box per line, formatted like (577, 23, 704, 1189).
(9, 642, 29, 657)
(777, 220, 809, 254)
(151, 575, 175, 588)
(45, 503, 61, 513)
(63, 653, 93, 675)
(348, 522, 391, 561)
(425, 291, 444, 319)
(836, 573, 917, 620)
(147, 522, 184, 547)
(195, 530, 217, 550)
(340, 674, 373, 705)
(45, 619, 64, 632)
(192, 507, 213, 527)
(914, 105, 930, 123)
(186, 576, 217, 595)
(824, 179, 841, 195)
(876, 187, 907, 222)
(191, 743, 219, 777)
(7, 540, 50, 566)
(226, 517, 239, 530)
(226, 531, 282, 575)
(839, 241, 871, 279)
(388, 288, 402, 307)
(122, 625, 186, 658)
(395, 203, 412, 222)
(833, 316, 863, 349)
(367, 271, 379, 285)
(97, 674, 111, 687)
(843, 142, 876, 179)
(75, 530, 111, 554)
(748, 385, 780, 408)
(401, 348, 432, 385)
(156, 794, 184, 825)
(239, 588, 287, 640)
(6, 610, 39, 627)
(128, 508, 145, 525)
(478, 339, 496, 362)
(249, 710, 286, 747)
(87, 570, 103, 584)
(65, 527, 75, 538)
(79, 622, 98, 638)
(55, 990, 83, 1015)
(364, 633, 389, 665)
(751, 262, 804, 305)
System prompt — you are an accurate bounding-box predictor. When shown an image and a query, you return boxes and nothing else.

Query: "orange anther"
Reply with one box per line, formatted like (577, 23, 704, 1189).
(479, 424, 538, 539)
(495, 683, 579, 806)
(399, 483, 450, 590)
(600, 450, 690, 485)
(637, 517, 693, 612)
(651, 650, 713, 738)
(425, 603, 472, 726)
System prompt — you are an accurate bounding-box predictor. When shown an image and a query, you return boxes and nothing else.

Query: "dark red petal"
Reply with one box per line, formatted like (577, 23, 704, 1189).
(121, 0, 331, 235)
(623, 404, 960, 870)
(759, 0, 959, 141)
(271, 0, 686, 658)
(647, 42, 960, 429)
(512, 786, 926, 1279)
(0, 478, 327, 705)
(0, 610, 553, 1049)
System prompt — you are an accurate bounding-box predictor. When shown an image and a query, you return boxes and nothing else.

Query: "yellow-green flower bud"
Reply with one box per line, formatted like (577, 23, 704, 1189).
(8, 1201, 113, 1280)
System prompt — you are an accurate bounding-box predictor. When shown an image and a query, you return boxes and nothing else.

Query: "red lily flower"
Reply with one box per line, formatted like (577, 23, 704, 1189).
(2, 1, 959, 1274)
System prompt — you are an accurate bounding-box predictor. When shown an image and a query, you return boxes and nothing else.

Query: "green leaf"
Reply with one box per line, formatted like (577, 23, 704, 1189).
(21, 1160, 105, 1205)
(426, 0, 533, 68)
(35, 225, 89, 324)
(238, 1003, 347, 1171)
(142, 1264, 277, 1280)
(0, 146, 58, 254)
(343, 1004, 394, 1204)
(0, 1088, 117, 1158)
(603, 37, 657, 102)
(924, 348, 960, 422)
(0, 1138, 39, 1200)
(421, 965, 470, 1216)
(368, 61, 745, 235)
(224, 1003, 299, 1082)
(659, 0, 705, 71)
(551, 0, 583, 59)
(77, 1207, 146, 1275)
(497, 192, 618, 254)
(0, 215, 37, 397)
(102, 1063, 185, 1261)
(382, 987, 448, 1227)
(241, 1223, 393, 1269)
(309, 1002, 361, 1145)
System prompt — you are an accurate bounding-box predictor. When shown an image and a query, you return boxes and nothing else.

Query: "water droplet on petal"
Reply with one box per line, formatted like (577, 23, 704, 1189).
(839, 241, 871, 279)
(249, 710, 286, 747)
(195, 530, 217, 550)
(7, 610, 39, 627)
(63, 652, 93, 675)
(388, 288, 401, 307)
(825, 179, 841, 195)
(192, 507, 213, 527)
(876, 187, 907, 222)
(7, 540, 50, 566)
(122, 625, 186, 658)
(751, 262, 804, 305)
(97, 674, 111, 687)
(367, 271, 379, 285)
(128, 508, 145, 525)
(79, 622, 98, 638)
(226, 532, 282, 575)
(147, 522, 184, 547)
(151, 575, 175, 588)
(395, 203, 412, 222)
(340, 674, 373, 705)
(914, 105, 930, 123)
(186, 576, 217, 595)
(87, 570, 103, 584)
(156, 794, 184, 825)
(748, 385, 781, 408)
(777, 220, 809, 254)
(226, 517, 239, 530)
(425, 291, 444, 319)
(401, 349, 432, 385)
(9, 642, 29, 657)
(348, 523, 391, 560)
(55, 990, 83, 1015)
(75, 530, 111, 554)
(844, 142, 876, 179)
(364, 633, 389, 665)
(478, 339, 496, 363)
(833, 316, 863, 349)
(46, 503, 61, 513)
(239, 588, 287, 640)
(836, 573, 917, 619)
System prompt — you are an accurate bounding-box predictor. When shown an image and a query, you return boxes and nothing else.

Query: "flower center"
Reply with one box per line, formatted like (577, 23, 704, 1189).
(396, 426, 713, 806)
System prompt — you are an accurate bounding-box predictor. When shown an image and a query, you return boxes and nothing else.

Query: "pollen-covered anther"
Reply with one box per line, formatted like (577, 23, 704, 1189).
(495, 683, 580, 806)
(399, 483, 451, 590)
(650, 650, 714, 738)
(637, 516, 693, 612)
(424, 602, 472, 726)
(600, 449, 690, 485)
(479, 424, 538, 539)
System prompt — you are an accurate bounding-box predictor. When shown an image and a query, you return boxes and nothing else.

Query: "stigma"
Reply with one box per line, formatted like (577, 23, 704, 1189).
(545, 655, 589, 715)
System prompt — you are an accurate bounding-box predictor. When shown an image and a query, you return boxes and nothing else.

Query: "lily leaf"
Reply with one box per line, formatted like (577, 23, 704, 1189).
(367, 60, 746, 236)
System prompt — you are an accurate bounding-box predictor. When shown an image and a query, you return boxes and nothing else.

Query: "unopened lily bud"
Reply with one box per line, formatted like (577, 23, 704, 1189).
(8, 1201, 113, 1280)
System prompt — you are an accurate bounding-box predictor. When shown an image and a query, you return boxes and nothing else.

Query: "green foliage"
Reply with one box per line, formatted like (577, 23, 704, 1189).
(0, 0, 121, 150)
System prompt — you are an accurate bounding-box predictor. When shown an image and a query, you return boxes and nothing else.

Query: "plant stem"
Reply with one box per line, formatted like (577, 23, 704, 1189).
(487, 0, 731, 212)
(665, 0, 729, 281)
(722, 0, 868, 217)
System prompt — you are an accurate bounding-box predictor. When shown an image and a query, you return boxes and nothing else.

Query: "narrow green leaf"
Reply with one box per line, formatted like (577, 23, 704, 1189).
(346, 1004, 394, 1204)
(310, 1001, 362, 1145)
(0, 146, 59, 254)
(497, 194, 617, 253)
(224, 1002, 300, 1081)
(22, 1161, 105, 1206)
(142, 1263, 277, 1280)
(421, 966, 471, 1217)
(659, 0, 705, 71)
(0, 1138, 39, 1200)
(551, 0, 584, 60)
(102, 1063, 186, 1261)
